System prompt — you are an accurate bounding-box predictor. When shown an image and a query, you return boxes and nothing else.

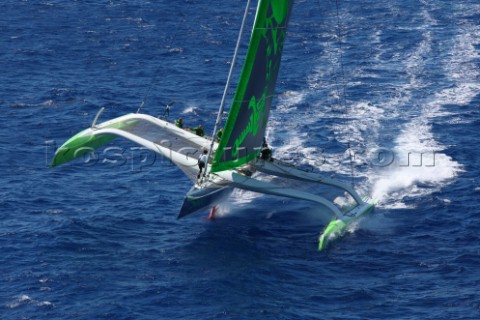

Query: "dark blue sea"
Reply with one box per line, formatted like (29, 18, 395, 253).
(2, 0, 480, 319)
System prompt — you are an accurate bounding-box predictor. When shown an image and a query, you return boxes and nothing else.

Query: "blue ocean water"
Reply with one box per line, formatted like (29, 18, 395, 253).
(1, 0, 480, 319)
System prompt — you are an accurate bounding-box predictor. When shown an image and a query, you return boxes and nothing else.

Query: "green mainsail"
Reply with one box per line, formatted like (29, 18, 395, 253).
(211, 0, 293, 172)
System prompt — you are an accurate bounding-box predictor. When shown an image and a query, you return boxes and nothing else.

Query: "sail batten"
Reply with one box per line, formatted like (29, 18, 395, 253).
(211, 0, 293, 173)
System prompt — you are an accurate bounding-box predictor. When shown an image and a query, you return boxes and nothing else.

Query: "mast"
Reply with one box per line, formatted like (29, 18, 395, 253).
(204, 0, 252, 178)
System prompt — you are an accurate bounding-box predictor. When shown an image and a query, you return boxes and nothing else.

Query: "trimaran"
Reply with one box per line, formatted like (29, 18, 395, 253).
(51, 0, 375, 251)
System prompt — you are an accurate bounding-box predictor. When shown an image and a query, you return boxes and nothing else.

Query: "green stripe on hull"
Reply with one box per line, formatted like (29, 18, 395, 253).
(318, 219, 347, 251)
(318, 201, 376, 251)
(50, 116, 138, 167)
(50, 130, 117, 167)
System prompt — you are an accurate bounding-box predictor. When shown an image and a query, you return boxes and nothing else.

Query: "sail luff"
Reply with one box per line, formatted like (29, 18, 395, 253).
(211, 0, 294, 173)
(204, 0, 252, 178)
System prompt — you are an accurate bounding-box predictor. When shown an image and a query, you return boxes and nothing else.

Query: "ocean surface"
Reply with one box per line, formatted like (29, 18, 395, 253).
(1, 0, 480, 319)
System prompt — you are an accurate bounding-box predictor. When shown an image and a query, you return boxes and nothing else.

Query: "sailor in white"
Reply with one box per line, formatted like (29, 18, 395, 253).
(197, 149, 208, 179)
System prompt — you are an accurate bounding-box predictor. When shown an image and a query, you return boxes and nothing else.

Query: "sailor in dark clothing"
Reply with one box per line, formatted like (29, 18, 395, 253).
(216, 127, 223, 142)
(260, 138, 272, 161)
(175, 117, 183, 128)
(191, 124, 204, 137)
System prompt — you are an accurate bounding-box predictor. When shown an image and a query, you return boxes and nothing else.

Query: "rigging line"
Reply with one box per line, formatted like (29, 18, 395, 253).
(334, 0, 348, 110)
(348, 142, 355, 187)
(334, 0, 355, 187)
(204, 0, 252, 177)
(311, 0, 345, 115)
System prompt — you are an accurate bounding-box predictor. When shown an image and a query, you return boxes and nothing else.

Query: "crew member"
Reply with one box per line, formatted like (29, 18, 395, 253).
(216, 127, 223, 141)
(260, 138, 272, 161)
(197, 149, 208, 179)
(191, 124, 204, 137)
(175, 117, 183, 128)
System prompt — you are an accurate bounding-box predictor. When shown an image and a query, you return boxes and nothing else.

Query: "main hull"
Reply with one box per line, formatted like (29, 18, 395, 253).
(178, 184, 234, 219)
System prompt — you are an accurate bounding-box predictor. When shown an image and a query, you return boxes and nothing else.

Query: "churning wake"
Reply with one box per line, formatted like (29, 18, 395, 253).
(268, 3, 480, 210)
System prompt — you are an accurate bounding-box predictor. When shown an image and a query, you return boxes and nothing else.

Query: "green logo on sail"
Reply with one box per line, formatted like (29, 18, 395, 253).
(232, 94, 266, 158)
